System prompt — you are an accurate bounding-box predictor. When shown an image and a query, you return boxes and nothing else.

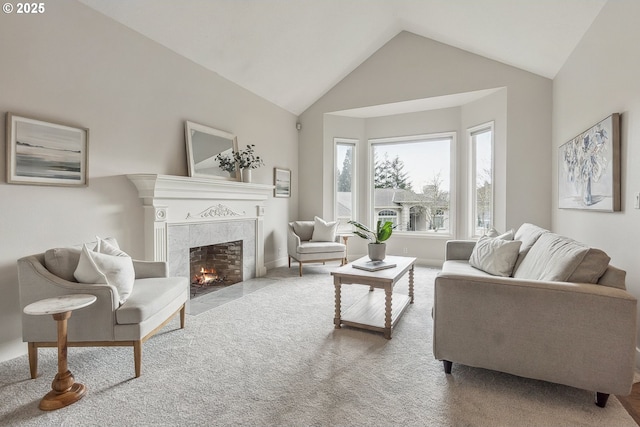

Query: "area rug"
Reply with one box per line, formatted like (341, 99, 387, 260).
(0, 265, 635, 426)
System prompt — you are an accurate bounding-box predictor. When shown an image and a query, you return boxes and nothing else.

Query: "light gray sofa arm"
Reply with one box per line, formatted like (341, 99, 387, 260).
(18, 255, 119, 342)
(287, 224, 301, 257)
(133, 260, 168, 279)
(433, 272, 637, 396)
(445, 240, 476, 261)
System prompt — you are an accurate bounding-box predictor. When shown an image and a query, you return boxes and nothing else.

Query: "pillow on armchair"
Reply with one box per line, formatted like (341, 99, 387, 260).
(310, 216, 339, 242)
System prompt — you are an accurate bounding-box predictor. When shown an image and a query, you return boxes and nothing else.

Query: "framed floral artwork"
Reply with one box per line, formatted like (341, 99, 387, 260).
(558, 113, 620, 211)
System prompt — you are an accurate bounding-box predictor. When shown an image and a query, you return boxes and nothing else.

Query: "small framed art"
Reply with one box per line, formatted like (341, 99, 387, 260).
(6, 113, 89, 186)
(274, 167, 291, 198)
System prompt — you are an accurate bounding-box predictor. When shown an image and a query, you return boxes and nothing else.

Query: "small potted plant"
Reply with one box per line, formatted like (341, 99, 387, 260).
(214, 152, 237, 178)
(348, 220, 396, 261)
(234, 144, 264, 182)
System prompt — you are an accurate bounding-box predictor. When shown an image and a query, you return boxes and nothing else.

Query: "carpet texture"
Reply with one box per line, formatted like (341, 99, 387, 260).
(0, 265, 635, 426)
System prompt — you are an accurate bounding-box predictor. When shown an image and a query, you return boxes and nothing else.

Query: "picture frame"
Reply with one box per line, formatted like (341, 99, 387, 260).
(274, 167, 291, 198)
(6, 113, 89, 187)
(558, 113, 620, 212)
(185, 120, 239, 181)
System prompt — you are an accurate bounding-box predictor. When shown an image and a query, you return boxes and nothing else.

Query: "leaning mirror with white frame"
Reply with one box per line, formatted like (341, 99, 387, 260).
(185, 120, 239, 180)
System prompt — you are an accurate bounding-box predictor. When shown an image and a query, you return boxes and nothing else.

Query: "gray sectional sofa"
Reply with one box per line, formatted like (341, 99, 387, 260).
(433, 223, 637, 407)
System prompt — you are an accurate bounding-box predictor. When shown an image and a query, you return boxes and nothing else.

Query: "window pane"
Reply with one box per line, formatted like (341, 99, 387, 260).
(372, 137, 451, 233)
(472, 129, 493, 236)
(336, 142, 355, 229)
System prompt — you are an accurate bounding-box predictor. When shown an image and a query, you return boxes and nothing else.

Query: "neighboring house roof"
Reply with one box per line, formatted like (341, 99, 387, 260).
(336, 192, 352, 217)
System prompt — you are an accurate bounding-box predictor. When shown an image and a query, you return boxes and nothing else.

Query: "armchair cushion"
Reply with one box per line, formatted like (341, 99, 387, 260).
(116, 277, 186, 324)
(44, 247, 81, 282)
(44, 236, 120, 282)
(292, 221, 315, 241)
(74, 244, 135, 305)
(297, 241, 346, 255)
(310, 216, 339, 242)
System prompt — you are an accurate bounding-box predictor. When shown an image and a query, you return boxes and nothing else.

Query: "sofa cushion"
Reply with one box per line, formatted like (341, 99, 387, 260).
(567, 248, 611, 284)
(513, 223, 549, 270)
(469, 235, 522, 277)
(597, 265, 626, 290)
(292, 221, 315, 241)
(44, 237, 120, 282)
(44, 247, 82, 282)
(116, 277, 187, 324)
(297, 241, 345, 255)
(310, 216, 338, 242)
(74, 244, 135, 305)
(513, 233, 589, 282)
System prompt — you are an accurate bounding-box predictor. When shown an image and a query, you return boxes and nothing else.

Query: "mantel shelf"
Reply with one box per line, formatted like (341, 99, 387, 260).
(127, 174, 274, 204)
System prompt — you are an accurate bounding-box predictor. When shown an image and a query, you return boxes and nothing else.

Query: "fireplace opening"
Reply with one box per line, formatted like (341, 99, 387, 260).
(190, 240, 243, 298)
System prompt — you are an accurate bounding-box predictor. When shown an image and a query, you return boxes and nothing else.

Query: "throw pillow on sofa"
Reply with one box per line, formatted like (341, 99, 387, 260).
(469, 235, 522, 277)
(74, 240, 135, 305)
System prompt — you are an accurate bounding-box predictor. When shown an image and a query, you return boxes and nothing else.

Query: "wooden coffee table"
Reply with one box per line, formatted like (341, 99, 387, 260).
(331, 255, 416, 339)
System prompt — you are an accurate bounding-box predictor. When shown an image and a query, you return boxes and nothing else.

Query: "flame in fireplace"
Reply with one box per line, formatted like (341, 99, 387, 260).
(194, 267, 219, 286)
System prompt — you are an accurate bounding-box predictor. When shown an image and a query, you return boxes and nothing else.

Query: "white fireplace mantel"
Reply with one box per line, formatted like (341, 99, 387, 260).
(127, 174, 274, 277)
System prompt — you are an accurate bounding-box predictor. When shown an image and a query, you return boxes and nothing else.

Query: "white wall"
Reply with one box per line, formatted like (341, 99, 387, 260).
(0, 0, 298, 362)
(300, 31, 551, 263)
(552, 0, 640, 351)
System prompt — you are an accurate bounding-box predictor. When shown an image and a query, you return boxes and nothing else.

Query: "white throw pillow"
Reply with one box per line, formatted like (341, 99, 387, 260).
(74, 242, 135, 305)
(310, 216, 339, 242)
(469, 236, 522, 277)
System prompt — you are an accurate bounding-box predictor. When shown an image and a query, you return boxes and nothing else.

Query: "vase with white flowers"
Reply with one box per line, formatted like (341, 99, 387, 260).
(234, 144, 264, 182)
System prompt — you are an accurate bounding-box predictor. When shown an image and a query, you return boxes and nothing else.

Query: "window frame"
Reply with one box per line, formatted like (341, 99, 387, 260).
(367, 132, 456, 238)
(334, 138, 358, 230)
(468, 121, 495, 238)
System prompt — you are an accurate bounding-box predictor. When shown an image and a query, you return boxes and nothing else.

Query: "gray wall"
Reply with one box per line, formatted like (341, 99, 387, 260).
(299, 31, 552, 262)
(0, 0, 298, 362)
(552, 0, 640, 359)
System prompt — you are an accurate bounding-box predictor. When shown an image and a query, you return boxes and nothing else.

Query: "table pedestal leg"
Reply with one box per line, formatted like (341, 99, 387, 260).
(334, 279, 342, 329)
(384, 288, 392, 339)
(409, 265, 415, 304)
(39, 311, 86, 411)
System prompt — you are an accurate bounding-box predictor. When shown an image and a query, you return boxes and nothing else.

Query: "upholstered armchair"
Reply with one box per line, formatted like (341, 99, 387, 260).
(288, 217, 346, 276)
(18, 238, 188, 379)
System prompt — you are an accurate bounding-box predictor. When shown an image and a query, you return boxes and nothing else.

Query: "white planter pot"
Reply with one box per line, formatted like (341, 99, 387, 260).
(368, 243, 386, 261)
(242, 169, 252, 183)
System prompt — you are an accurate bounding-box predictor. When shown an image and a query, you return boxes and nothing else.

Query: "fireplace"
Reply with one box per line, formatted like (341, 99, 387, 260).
(190, 240, 243, 297)
(127, 174, 273, 310)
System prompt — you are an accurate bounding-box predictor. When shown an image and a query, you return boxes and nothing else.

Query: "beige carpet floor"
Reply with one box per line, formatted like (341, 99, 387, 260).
(0, 265, 635, 426)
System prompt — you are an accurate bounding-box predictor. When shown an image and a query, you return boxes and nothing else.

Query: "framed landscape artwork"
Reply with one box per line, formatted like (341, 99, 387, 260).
(558, 113, 620, 212)
(6, 113, 89, 186)
(274, 167, 291, 197)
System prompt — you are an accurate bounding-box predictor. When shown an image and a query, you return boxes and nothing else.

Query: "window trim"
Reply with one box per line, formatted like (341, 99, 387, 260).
(468, 121, 495, 238)
(334, 138, 358, 229)
(367, 132, 456, 238)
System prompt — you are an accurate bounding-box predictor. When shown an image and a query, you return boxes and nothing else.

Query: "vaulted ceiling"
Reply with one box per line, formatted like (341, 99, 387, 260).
(78, 0, 607, 115)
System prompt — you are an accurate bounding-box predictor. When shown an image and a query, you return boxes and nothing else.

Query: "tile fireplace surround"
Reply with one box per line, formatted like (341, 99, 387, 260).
(127, 174, 273, 282)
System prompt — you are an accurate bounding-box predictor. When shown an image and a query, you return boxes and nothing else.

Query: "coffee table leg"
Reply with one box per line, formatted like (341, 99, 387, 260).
(40, 311, 86, 411)
(334, 278, 342, 329)
(409, 264, 415, 304)
(384, 287, 392, 339)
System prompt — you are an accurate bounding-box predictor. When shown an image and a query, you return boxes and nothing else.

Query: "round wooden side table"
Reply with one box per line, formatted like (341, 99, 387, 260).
(23, 294, 97, 411)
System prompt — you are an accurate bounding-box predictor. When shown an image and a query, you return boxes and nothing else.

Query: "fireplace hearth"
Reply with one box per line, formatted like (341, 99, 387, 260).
(190, 240, 243, 298)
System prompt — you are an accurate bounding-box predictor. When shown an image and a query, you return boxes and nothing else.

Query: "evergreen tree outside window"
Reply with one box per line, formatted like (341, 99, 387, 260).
(370, 134, 453, 234)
